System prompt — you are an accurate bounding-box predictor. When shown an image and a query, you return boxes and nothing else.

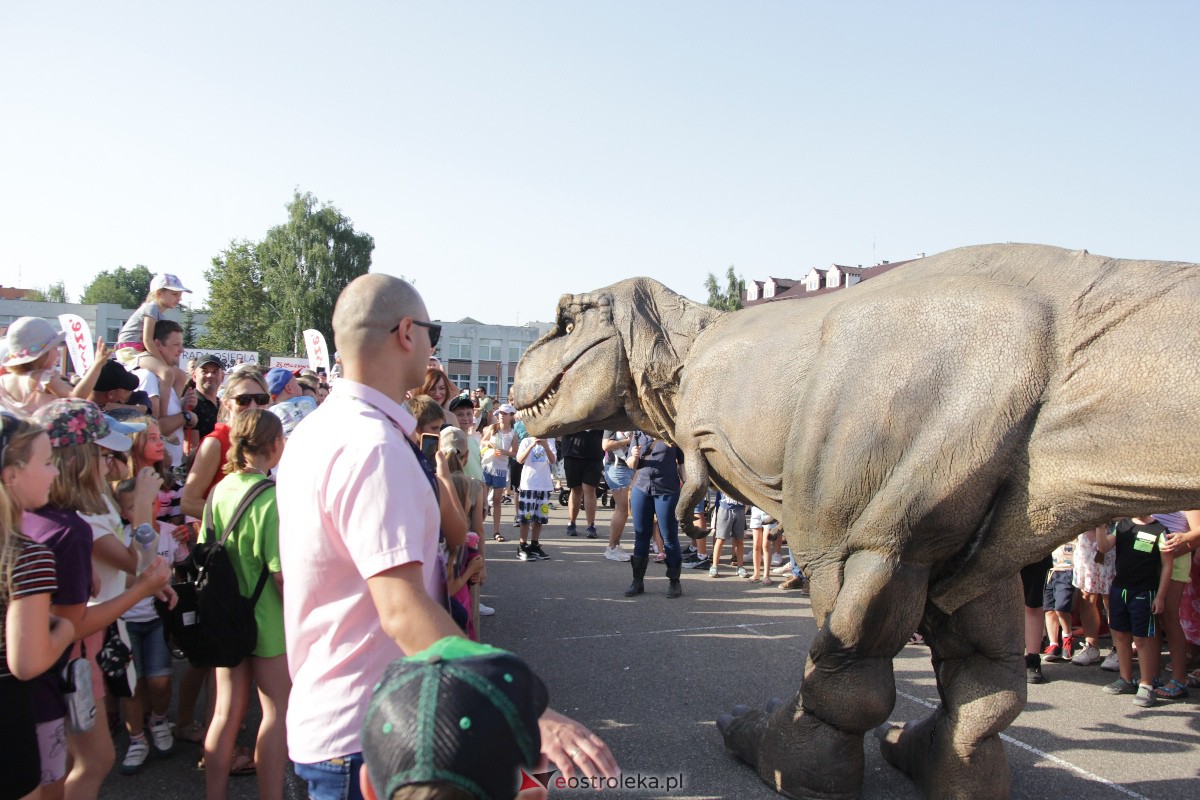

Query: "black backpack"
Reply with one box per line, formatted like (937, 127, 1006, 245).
(156, 478, 276, 668)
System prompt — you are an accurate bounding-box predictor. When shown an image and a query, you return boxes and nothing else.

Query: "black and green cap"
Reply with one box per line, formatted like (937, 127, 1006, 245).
(362, 637, 548, 800)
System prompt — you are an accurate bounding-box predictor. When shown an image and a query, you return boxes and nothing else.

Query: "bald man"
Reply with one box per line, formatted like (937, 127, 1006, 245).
(276, 275, 617, 800)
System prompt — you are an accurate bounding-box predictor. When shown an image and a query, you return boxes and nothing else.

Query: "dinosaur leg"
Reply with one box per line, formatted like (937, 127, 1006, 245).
(675, 443, 709, 539)
(719, 550, 929, 799)
(875, 578, 1023, 800)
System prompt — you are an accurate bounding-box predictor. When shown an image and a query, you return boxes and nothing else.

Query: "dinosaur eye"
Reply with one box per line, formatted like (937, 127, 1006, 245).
(565, 322, 574, 334)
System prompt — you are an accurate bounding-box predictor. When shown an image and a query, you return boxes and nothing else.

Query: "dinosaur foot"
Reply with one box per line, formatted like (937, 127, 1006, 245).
(718, 697, 864, 800)
(875, 713, 1009, 800)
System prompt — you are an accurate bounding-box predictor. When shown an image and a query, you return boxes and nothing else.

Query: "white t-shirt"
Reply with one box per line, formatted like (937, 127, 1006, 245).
(135, 368, 184, 469)
(482, 429, 515, 473)
(80, 496, 127, 605)
(517, 437, 556, 492)
(122, 522, 185, 623)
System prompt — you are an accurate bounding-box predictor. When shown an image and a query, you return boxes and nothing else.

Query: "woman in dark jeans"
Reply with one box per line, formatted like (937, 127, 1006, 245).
(623, 433, 686, 598)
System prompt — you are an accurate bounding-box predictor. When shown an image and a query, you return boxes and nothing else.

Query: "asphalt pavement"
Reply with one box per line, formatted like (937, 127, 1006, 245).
(100, 501, 1200, 799)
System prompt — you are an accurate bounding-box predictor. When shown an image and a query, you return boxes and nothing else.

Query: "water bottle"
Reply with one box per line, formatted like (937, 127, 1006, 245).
(133, 523, 158, 573)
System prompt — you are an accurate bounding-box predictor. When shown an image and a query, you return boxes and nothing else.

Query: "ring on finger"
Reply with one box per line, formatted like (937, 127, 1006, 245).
(568, 747, 580, 758)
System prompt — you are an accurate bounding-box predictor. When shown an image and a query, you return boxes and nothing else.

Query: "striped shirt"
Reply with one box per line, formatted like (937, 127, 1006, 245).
(0, 538, 58, 680)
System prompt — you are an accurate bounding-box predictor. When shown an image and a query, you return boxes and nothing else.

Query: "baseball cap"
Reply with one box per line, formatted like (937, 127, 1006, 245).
(363, 638, 547, 800)
(149, 273, 192, 293)
(94, 360, 140, 393)
(496, 404, 517, 416)
(448, 395, 475, 412)
(265, 367, 293, 397)
(34, 399, 133, 452)
(195, 353, 224, 369)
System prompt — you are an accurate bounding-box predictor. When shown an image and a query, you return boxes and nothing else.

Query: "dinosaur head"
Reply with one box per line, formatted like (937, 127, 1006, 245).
(513, 278, 724, 438)
(512, 289, 636, 437)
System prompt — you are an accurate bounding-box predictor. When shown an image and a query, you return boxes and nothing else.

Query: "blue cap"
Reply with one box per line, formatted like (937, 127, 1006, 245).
(265, 367, 293, 397)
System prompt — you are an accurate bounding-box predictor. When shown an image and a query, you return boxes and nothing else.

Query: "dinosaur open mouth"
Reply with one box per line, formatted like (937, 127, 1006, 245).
(517, 371, 563, 421)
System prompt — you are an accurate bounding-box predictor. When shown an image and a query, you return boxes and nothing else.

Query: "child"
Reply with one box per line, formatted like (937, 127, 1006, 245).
(25, 399, 171, 798)
(748, 506, 779, 584)
(1041, 541, 1077, 661)
(441, 426, 487, 639)
(515, 434, 556, 562)
(201, 409, 290, 799)
(115, 273, 191, 398)
(360, 638, 547, 800)
(710, 493, 747, 579)
(0, 317, 108, 414)
(1096, 517, 1173, 707)
(1070, 525, 1114, 667)
(113, 477, 190, 774)
(0, 412, 78, 800)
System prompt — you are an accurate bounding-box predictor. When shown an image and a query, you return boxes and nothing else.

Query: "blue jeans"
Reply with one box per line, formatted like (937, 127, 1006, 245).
(295, 753, 366, 800)
(631, 487, 681, 568)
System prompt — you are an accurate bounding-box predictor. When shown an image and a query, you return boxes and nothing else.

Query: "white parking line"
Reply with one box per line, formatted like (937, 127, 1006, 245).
(553, 620, 795, 641)
(894, 690, 1152, 800)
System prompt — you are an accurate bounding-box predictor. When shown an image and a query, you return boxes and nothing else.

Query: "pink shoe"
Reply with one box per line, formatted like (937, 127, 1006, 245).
(653, 552, 666, 562)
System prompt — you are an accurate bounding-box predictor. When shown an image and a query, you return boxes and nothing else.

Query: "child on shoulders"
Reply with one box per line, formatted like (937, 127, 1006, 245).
(115, 273, 191, 398)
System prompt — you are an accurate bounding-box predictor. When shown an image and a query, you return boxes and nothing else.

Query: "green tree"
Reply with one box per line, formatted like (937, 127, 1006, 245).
(705, 265, 745, 311)
(257, 190, 375, 354)
(198, 240, 270, 352)
(24, 281, 70, 303)
(181, 304, 198, 347)
(81, 265, 153, 308)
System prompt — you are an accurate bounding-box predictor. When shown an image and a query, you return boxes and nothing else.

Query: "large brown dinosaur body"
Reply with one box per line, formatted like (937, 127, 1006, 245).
(510, 243, 1200, 799)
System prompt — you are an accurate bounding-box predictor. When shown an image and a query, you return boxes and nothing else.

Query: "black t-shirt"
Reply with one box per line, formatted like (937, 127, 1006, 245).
(559, 430, 604, 461)
(1112, 519, 1164, 591)
(194, 393, 219, 439)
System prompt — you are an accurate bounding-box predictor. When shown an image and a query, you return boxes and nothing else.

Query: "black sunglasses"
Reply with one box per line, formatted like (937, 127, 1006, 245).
(389, 319, 442, 349)
(232, 393, 271, 407)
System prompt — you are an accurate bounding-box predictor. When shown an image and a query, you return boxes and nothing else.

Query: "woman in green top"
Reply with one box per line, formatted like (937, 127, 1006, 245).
(200, 409, 290, 800)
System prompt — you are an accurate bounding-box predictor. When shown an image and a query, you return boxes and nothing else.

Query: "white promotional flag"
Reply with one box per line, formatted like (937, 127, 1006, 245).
(58, 314, 95, 375)
(302, 329, 330, 374)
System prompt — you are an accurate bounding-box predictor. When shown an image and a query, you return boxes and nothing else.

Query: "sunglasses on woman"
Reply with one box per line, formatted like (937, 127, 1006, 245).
(232, 393, 271, 407)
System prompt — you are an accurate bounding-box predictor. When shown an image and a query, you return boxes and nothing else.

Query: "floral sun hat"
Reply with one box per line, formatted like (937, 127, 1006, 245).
(33, 398, 133, 452)
(3, 317, 66, 367)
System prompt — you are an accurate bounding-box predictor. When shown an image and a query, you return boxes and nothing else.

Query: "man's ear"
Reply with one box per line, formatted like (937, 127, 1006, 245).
(359, 766, 377, 800)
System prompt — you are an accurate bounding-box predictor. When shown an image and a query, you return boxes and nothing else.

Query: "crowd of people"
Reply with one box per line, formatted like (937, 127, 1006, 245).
(2, 270, 1200, 800)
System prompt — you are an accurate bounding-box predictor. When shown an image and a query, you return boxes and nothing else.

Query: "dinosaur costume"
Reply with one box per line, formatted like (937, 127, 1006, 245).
(510, 243, 1200, 800)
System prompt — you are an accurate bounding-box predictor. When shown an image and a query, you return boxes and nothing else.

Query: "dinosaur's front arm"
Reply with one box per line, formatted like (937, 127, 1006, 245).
(677, 442, 710, 540)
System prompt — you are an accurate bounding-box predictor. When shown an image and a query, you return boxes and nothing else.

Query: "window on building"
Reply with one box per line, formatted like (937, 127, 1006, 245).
(481, 339, 502, 361)
(448, 373, 471, 390)
(106, 324, 123, 343)
(508, 342, 524, 363)
(480, 375, 498, 397)
(447, 338, 472, 361)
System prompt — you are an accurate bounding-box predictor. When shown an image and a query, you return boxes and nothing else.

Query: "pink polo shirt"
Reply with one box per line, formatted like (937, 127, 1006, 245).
(277, 379, 443, 764)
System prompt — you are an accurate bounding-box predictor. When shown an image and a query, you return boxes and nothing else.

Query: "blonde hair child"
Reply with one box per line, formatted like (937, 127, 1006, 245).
(0, 316, 109, 414)
(115, 273, 191, 400)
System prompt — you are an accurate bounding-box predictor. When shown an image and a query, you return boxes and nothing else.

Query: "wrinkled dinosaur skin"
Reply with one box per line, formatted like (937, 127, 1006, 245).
(511, 243, 1200, 799)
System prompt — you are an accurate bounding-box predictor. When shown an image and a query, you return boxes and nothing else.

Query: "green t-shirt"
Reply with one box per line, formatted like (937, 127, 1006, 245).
(200, 472, 285, 658)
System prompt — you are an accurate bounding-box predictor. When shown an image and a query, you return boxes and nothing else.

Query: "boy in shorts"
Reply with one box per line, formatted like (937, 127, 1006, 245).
(709, 493, 746, 578)
(1041, 541, 1076, 661)
(1095, 517, 1172, 707)
(515, 436, 556, 561)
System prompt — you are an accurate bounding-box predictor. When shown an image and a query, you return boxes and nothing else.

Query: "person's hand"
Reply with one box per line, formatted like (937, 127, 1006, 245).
(169, 524, 191, 545)
(1152, 593, 1165, 615)
(93, 337, 108, 364)
(537, 707, 619, 781)
(434, 448, 452, 479)
(156, 584, 178, 609)
(135, 556, 172, 598)
(182, 386, 198, 412)
(1160, 530, 1196, 556)
(134, 466, 163, 507)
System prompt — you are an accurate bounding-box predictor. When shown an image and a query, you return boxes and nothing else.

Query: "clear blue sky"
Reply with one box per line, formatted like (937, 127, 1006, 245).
(3, 2, 1198, 327)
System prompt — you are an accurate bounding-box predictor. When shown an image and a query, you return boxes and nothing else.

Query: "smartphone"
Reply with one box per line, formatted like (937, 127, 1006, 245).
(420, 433, 439, 461)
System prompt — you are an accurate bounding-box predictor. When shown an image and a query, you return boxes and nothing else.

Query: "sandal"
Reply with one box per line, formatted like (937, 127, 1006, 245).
(1154, 678, 1189, 700)
(198, 745, 256, 775)
(493, 533, 507, 542)
(653, 552, 666, 562)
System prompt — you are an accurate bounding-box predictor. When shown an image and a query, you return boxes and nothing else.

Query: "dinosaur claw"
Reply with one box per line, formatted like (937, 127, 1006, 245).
(765, 697, 785, 714)
(731, 703, 751, 717)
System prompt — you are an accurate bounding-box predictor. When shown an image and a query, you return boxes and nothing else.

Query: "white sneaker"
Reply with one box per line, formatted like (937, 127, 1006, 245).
(120, 736, 151, 774)
(147, 717, 174, 754)
(604, 547, 631, 562)
(477, 603, 496, 617)
(736, 566, 748, 578)
(1100, 649, 1120, 671)
(771, 564, 792, 576)
(1071, 643, 1102, 666)
(709, 566, 719, 577)
(770, 554, 783, 567)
